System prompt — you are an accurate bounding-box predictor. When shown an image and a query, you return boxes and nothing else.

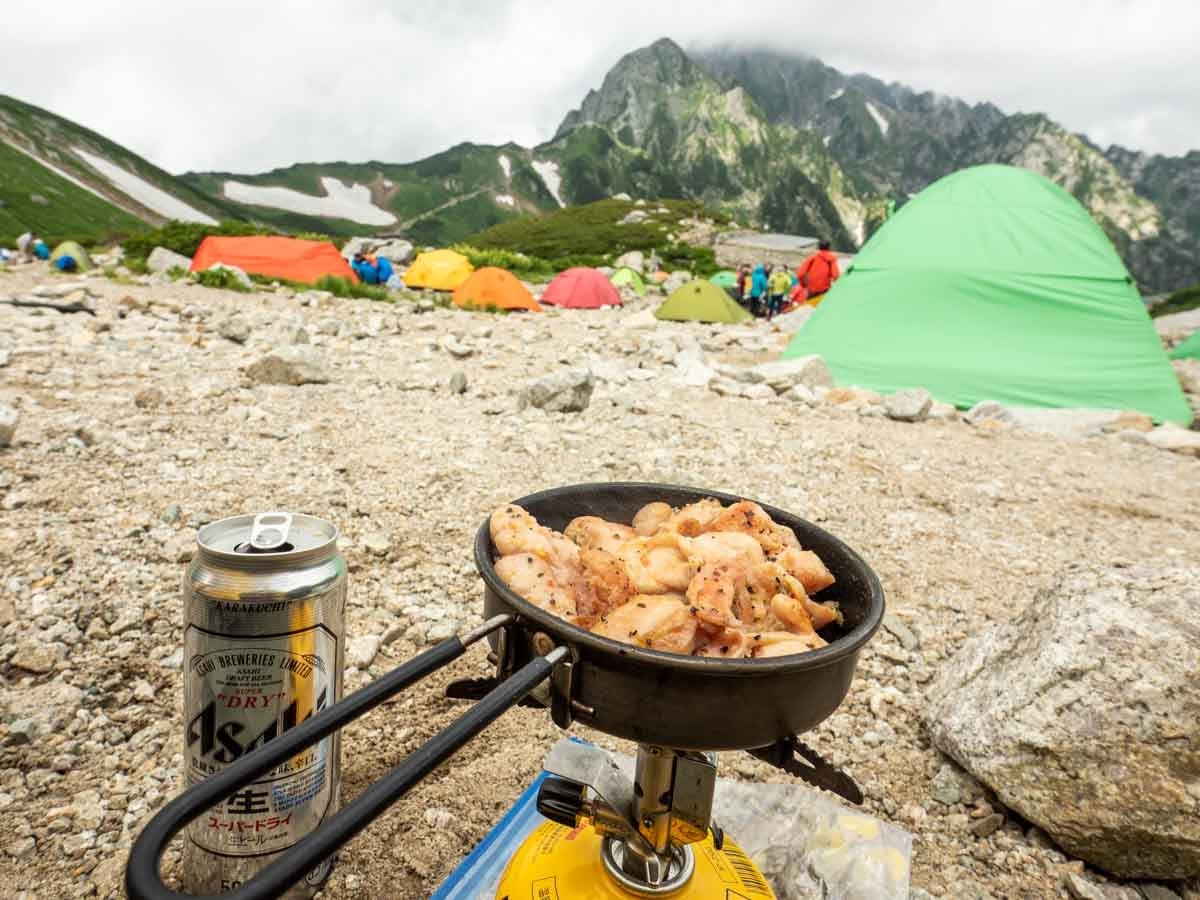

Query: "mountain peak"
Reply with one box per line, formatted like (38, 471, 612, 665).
(554, 38, 709, 140)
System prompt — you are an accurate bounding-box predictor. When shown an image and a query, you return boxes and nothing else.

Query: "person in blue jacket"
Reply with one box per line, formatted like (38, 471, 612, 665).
(375, 255, 394, 286)
(351, 252, 379, 284)
(749, 263, 768, 316)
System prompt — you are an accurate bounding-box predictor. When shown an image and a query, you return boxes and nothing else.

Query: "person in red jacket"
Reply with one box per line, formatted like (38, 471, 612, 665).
(796, 239, 841, 306)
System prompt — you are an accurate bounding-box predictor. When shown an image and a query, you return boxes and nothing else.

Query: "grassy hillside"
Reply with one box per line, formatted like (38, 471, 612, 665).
(0, 140, 143, 245)
(0, 95, 235, 225)
(469, 198, 727, 273)
(184, 142, 561, 246)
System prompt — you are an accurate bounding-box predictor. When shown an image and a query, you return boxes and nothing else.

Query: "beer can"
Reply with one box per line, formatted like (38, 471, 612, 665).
(181, 512, 346, 897)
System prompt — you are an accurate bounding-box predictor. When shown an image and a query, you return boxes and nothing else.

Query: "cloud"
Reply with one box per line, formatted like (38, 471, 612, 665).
(2, 0, 1196, 173)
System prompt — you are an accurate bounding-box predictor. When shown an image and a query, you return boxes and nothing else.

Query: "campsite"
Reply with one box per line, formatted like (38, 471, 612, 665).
(2, 12, 1200, 900)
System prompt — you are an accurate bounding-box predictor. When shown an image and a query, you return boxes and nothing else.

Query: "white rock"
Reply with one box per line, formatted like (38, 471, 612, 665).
(439, 335, 474, 359)
(146, 246, 192, 274)
(0, 403, 17, 447)
(963, 400, 1014, 426)
(613, 250, 645, 273)
(750, 355, 833, 393)
(885, 389, 933, 423)
(518, 369, 595, 413)
(346, 634, 380, 669)
(206, 263, 252, 288)
(1006, 407, 1124, 439)
(1145, 423, 1200, 457)
(245, 346, 330, 386)
(743, 383, 777, 401)
(217, 315, 251, 344)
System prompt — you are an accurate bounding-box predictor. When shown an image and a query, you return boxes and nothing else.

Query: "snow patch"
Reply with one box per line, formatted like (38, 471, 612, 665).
(73, 146, 217, 224)
(532, 159, 564, 207)
(223, 176, 397, 226)
(865, 101, 890, 136)
(383, 178, 393, 188)
(4, 140, 115, 204)
(498, 154, 511, 179)
(495, 193, 515, 207)
(828, 88, 845, 101)
(823, 135, 832, 147)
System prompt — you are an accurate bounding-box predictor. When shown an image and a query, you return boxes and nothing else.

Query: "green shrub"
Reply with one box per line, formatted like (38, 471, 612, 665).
(451, 244, 555, 281)
(312, 275, 390, 302)
(195, 267, 252, 293)
(165, 265, 187, 281)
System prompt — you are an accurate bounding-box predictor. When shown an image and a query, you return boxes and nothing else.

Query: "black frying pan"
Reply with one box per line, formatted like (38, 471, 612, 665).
(478, 482, 885, 750)
(126, 483, 883, 900)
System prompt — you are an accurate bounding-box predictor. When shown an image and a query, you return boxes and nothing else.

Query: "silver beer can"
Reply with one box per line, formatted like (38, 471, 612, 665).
(181, 512, 346, 896)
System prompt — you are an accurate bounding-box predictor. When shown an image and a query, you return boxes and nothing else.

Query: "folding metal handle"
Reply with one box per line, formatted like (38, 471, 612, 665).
(126, 615, 565, 900)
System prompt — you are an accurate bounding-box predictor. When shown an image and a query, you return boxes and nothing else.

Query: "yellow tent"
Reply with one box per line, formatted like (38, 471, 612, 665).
(403, 249, 474, 291)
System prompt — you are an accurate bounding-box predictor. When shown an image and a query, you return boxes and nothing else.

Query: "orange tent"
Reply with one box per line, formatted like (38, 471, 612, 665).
(452, 267, 541, 312)
(190, 236, 357, 284)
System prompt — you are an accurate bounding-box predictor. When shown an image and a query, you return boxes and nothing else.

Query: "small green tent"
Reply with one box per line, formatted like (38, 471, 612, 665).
(610, 266, 646, 296)
(1169, 330, 1200, 361)
(710, 270, 737, 289)
(50, 240, 94, 271)
(656, 280, 752, 324)
(783, 165, 1191, 424)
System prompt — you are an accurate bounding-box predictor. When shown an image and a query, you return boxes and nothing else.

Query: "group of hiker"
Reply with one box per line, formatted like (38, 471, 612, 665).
(731, 239, 841, 319)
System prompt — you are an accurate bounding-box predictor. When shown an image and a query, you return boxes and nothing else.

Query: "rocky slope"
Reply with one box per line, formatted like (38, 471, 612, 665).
(1, 263, 1198, 899)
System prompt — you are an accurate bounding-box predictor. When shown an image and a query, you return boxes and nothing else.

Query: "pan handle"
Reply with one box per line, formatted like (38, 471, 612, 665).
(126, 615, 565, 900)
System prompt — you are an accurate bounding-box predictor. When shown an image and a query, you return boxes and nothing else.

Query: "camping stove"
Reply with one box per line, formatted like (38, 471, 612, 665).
(497, 742, 771, 898)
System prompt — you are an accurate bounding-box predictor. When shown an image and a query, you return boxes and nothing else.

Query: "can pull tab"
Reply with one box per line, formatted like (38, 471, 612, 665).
(248, 512, 294, 553)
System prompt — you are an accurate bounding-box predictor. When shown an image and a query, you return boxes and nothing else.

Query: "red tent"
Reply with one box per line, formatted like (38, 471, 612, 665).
(540, 267, 623, 309)
(190, 236, 358, 284)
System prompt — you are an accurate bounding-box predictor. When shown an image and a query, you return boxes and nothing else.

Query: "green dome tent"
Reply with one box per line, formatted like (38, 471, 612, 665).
(783, 165, 1191, 424)
(656, 280, 751, 324)
(710, 270, 737, 289)
(50, 240, 94, 271)
(1169, 330, 1200, 361)
(609, 266, 646, 296)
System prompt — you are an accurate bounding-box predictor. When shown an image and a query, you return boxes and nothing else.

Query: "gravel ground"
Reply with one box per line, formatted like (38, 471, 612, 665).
(1, 267, 1197, 899)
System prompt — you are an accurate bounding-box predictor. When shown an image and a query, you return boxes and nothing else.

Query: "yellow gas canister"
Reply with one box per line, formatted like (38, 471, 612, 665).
(495, 822, 775, 899)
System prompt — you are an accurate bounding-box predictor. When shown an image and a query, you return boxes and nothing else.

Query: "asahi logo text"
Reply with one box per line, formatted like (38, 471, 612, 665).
(187, 686, 328, 764)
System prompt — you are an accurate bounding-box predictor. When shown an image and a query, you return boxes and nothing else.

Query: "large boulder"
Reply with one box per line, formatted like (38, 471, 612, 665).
(750, 355, 834, 394)
(519, 369, 595, 413)
(341, 236, 414, 265)
(925, 565, 1200, 879)
(245, 346, 330, 386)
(146, 246, 192, 274)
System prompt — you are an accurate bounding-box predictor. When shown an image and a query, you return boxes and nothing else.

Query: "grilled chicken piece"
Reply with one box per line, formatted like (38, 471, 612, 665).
(632, 502, 673, 536)
(580, 548, 637, 619)
(686, 560, 746, 627)
(776, 547, 836, 595)
(668, 499, 725, 536)
(751, 630, 827, 657)
(680, 531, 765, 569)
(696, 630, 752, 658)
(491, 505, 555, 559)
(565, 516, 636, 555)
(613, 533, 693, 594)
(594, 594, 698, 654)
(706, 501, 797, 557)
(494, 554, 581, 621)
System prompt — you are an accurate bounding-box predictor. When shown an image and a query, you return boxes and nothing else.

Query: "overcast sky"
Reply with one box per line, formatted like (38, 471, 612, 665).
(3, 0, 1197, 174)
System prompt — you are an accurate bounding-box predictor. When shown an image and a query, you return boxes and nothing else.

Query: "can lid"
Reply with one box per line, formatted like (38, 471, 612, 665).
(197, 512, 338, 566)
